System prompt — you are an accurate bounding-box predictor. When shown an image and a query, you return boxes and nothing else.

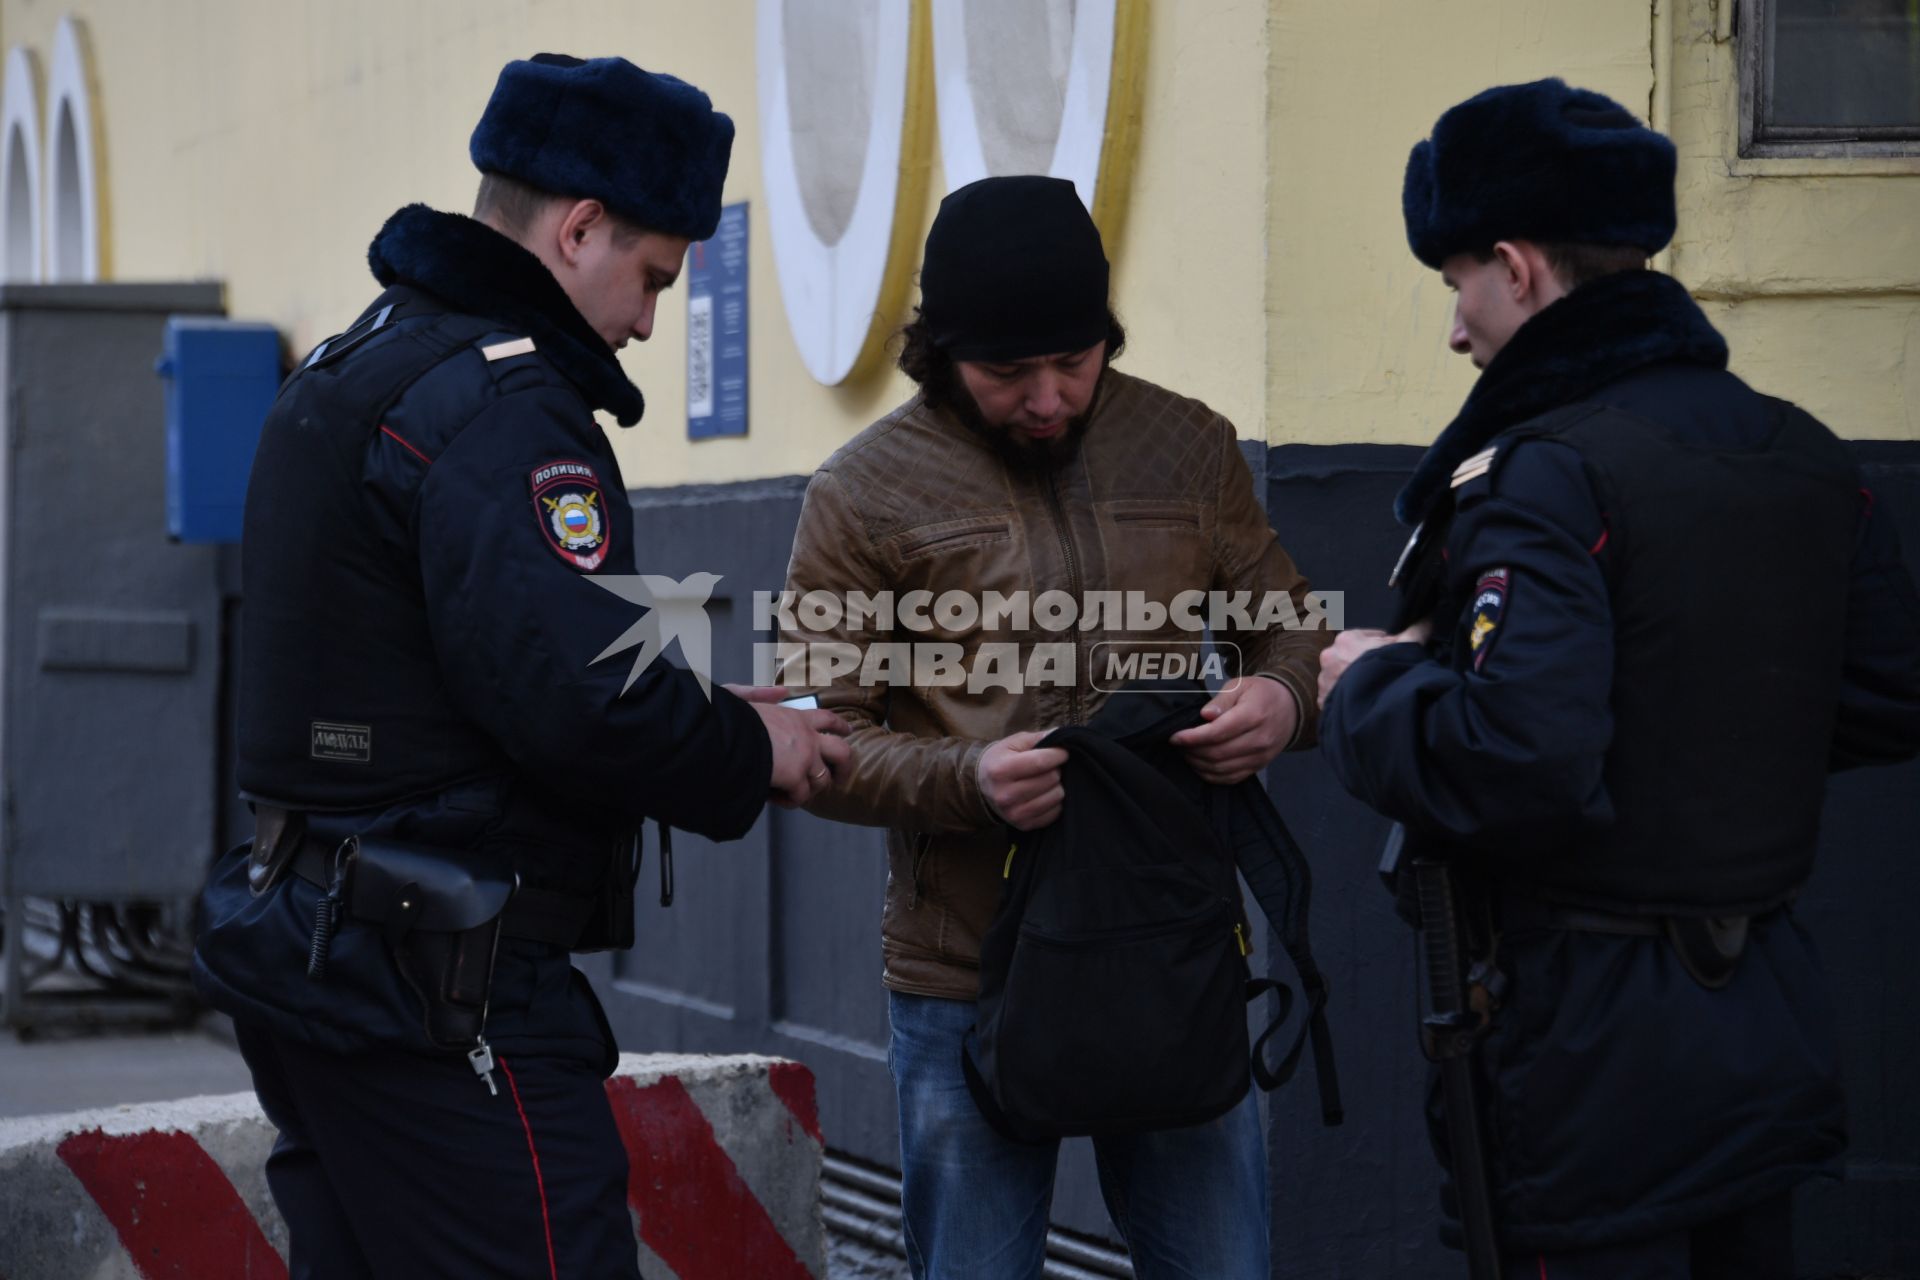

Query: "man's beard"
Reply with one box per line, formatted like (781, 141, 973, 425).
(949, 367, 1104, 470)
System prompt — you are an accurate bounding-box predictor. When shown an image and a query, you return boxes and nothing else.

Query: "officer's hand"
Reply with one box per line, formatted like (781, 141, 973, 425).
(978, 731, 1068, 831)
(739, 692, 853, 808)
(1317, 621, 1433, 708)
(1170, 676, 1298, 785)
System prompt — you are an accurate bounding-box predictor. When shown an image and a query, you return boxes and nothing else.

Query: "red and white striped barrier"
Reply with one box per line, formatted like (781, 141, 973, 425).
(0, 1052, 825, 1280)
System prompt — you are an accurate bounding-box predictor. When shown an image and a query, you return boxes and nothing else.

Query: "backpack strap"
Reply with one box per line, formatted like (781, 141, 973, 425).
(1232, 787, 1345, 1127)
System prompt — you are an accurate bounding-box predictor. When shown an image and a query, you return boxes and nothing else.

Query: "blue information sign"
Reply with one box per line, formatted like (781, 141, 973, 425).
(687, 202, 749, 439)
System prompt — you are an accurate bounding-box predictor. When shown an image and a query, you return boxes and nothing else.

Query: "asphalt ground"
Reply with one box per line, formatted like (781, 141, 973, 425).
(0, 1018, 253, 1119)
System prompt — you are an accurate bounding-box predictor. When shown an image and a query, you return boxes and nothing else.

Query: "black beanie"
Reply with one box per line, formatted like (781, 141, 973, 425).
(919, 176, 1110, 362)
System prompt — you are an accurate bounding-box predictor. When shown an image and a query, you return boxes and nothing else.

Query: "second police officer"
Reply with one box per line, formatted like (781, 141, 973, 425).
(1318, 80, 1920, 1278)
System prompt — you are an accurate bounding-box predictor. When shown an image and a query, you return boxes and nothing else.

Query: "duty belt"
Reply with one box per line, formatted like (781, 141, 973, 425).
(254, 808, 596, 950)
(1495, 886, 1774, 990)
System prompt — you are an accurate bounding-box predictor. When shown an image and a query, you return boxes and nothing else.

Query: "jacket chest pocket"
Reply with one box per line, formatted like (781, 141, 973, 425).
(1100, 502, 1211, 623)
(891, 516, 1021, 642)
(898, 512, 1014, 556)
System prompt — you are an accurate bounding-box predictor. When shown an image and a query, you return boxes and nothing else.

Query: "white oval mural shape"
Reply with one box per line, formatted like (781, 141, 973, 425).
(932, 0, 1122, 212)
(46, 16, 100, 283)
(759, 0, 920, 385)
(2, 47, 43, 283)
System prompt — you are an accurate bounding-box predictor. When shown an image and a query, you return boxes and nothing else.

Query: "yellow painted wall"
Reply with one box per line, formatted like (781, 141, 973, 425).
(1665, 0, 1920, 441)
(1266, 0, 1656, 447)
(1265, 0, 1920, 447)
(0, 0, 1912, 480)
(0, 0, 1270, 486)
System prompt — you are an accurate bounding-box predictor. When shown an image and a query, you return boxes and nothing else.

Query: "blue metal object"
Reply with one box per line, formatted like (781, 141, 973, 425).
(155, 317, 281, 543)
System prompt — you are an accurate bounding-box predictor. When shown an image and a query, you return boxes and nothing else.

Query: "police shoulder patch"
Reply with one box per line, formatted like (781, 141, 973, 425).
(529, 459, 608, 572)
(1467, 567, 1509, 672)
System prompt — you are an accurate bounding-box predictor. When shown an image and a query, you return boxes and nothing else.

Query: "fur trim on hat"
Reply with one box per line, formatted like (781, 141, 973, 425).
(471, 54, 733, 242)
(1403, 79, 1676, 269)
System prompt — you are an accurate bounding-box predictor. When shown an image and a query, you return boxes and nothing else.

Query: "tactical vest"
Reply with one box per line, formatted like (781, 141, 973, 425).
(1475, 398, 1859, 915)
(237, 289, 511, 811)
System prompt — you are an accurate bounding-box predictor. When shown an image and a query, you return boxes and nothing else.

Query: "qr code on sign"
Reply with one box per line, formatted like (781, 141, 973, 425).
(688, 293, 715, 419)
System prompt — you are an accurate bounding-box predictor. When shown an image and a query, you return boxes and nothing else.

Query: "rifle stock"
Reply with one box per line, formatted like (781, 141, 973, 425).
(1410, 854, 1502, 1279)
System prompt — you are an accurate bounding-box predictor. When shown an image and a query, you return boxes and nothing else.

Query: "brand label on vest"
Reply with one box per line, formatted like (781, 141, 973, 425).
(311, 720, 372, 763)
(530, 459, 608, 572)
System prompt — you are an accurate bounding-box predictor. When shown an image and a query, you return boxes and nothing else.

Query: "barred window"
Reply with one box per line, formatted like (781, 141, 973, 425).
(1741, 0, 1920, 156)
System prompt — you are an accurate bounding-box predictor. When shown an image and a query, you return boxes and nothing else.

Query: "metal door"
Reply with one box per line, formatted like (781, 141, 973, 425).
(0, 283, 227, 1029)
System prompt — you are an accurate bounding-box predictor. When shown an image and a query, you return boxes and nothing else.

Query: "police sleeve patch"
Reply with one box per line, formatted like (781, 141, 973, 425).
(1467, 567, 1509, 672)
(529, 459, 609, 572)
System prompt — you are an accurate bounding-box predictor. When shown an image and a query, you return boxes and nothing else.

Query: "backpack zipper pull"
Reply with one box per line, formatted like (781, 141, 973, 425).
(1234, 923, 1251, 956)
(1003, 843, 1018, 879)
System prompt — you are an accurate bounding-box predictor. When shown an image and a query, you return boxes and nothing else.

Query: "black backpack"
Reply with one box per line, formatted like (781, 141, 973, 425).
(962, 684, 1343, 1142)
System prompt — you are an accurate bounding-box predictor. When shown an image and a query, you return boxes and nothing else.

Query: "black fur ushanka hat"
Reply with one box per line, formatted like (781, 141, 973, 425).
(470, 53, 733, 242)
(1402, 78, 1677, 269)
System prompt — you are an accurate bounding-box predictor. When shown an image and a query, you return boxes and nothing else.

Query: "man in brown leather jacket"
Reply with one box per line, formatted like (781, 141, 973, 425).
(779, 176, 1329, 1280)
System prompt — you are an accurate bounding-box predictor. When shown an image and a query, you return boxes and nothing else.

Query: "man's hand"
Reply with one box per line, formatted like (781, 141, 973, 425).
(977, 730, 1069, 830)
(1316, 620, 1433, 709)
(726, 685, 853, 807)
(1169, 676, 1299, 785)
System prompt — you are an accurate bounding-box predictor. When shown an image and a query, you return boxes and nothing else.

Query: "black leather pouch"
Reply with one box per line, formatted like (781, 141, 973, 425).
(248, 806, 305, 896)
(572, 833, 641, 954)
(343, 836, 518, 1048)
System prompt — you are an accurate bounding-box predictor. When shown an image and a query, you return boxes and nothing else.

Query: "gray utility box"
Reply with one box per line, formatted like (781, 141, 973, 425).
(0, 284, 228, 1030)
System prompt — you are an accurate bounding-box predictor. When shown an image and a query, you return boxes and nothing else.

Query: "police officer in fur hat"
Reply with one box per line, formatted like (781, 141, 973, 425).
(1316, 79, 1920, 1277)
(194, 55, 849, 1276)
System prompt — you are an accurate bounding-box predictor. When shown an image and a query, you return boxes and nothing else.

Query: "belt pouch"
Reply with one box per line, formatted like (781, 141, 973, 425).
(574, 833, 641, 954)
(248, 806, 305, 895)
(1665, 914, 1750, 990)
(344, 836, 517, 1048)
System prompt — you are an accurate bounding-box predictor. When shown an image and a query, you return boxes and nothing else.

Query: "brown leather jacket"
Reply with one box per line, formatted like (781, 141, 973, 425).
(781, 371, 1329, 1000)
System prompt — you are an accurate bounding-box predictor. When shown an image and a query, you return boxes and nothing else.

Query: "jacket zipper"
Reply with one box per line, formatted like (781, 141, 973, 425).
(907, 832, 932, 909)
(1042, 470, 1085, 726)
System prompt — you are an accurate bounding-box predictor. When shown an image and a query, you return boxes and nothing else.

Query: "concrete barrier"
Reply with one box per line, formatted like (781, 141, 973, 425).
(0, 1052, 825, 1280)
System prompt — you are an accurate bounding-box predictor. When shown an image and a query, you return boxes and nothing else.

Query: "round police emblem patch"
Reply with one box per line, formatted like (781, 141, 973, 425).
(529, 460, 609, 571)
(548, 492, 603, 549)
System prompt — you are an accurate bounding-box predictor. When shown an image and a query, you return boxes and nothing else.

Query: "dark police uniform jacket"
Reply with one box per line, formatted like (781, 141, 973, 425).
(192, 205, 772, 1063)
(1322, 271, 1920, 1251)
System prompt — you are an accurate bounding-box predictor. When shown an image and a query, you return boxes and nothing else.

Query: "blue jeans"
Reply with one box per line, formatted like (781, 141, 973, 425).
(888, 991, 1269, 1280)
